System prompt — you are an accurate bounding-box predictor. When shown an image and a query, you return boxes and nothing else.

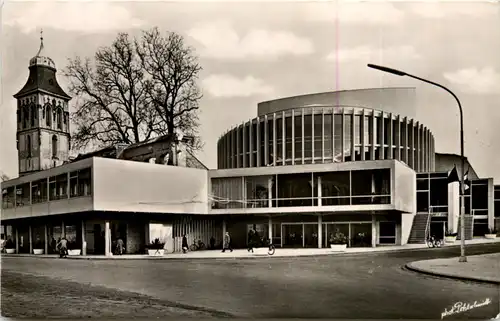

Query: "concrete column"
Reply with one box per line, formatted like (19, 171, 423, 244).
(318, 215, 323, 249)
(222, 219, 227, 244)
(371, 216, 377, 248)
(268, 216, 273, 243)
(44, 225, 48, 254)
(488, 178, 495, 230)
(81, 220, 86, 256)
(15, 228, 19, 253)
(105, 221, 111, 256)
(29, 225, 33, 254)
(317, 176, 322, 206)
(448, 182, 460, 233)
(268, 177, 273, 208)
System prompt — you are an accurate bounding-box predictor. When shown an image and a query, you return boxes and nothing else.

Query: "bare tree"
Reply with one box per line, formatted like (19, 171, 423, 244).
(64, 33, 161, 151)
(137, 28, 203, 151)
(65, 28, 204, 154)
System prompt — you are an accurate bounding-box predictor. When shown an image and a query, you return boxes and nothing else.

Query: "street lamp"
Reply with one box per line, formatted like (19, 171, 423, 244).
(367, 63, 467, 263)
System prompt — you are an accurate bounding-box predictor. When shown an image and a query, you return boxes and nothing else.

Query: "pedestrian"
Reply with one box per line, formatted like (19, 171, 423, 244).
(57, 235, 68, 258)
(210, 236, 215, 250)
(247, 229, 255, 253)
(182, 234, 189, 253)
(116, 237, 124, 255)
(222, 232, 233, 253)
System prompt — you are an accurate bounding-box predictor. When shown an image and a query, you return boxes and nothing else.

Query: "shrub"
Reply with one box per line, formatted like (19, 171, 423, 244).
(329, 231, 348, 245)
(147, 238, 165, 250)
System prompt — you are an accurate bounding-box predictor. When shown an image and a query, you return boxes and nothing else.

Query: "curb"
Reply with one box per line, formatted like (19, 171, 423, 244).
(405, 262, 500, 285)
(2, 241, 499, 261)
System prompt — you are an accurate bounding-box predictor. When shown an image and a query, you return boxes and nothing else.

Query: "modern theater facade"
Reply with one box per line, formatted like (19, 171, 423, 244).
(1, 40, 498, 255)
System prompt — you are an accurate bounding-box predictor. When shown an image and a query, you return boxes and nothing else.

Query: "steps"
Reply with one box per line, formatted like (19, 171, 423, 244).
(408, 213, 430, 244)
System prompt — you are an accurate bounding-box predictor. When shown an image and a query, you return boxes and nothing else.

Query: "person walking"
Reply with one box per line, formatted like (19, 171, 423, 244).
(116, 237, 124, 255)
(57, 235, 68, 258)
(182, 234, 189, 253)
(222, 232, 233, 253)
(247, 229, 255, 253)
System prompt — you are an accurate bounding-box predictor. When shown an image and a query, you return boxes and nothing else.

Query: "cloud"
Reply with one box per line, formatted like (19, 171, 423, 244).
(202, 74, 274, 98)
(188, 21, 314, 60)
(4, 2, 145, 33)
(326, 45, 420, 64)
(443, 67, 500, 94)
(410, 2, 498, 19)
(303, 2, 405, 24)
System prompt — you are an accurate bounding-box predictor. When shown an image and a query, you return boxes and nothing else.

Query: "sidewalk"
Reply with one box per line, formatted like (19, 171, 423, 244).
(3, 238, 499, 260)
(406, 252, 500, 284)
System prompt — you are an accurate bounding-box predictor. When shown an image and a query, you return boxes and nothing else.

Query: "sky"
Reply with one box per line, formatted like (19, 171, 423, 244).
(1, 0, 499, 182)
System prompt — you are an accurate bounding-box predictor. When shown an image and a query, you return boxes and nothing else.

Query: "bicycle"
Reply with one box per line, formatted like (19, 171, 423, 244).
(426, 235, 443, 248)
(189, 239, 206, 251)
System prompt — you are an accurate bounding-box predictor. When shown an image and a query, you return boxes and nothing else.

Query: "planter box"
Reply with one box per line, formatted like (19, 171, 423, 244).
(485, 234, 497, 239)
(33, 249, 44, 255)
(148, 249, 165, 256)
(5, 249, 15, 254)
(330, 244, 347, 252)
(444, 236, 457, 243)
(68, 249, 81, 256)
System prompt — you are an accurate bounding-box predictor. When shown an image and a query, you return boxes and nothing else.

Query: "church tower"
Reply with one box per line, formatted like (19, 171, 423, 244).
(13, 32, 71, 176)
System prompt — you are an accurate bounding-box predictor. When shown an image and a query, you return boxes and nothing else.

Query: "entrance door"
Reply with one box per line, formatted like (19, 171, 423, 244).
(350, 223, 372, 247)
(282, 224, 303, 247)
(303, 224, 318, 248)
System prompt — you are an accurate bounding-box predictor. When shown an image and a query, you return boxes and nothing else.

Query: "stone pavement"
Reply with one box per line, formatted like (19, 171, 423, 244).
(406, 252, 500, 284)
(3, 237, 499, 260)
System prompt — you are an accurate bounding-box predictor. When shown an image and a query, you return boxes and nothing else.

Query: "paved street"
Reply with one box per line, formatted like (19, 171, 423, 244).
(2, 243, 500, 319)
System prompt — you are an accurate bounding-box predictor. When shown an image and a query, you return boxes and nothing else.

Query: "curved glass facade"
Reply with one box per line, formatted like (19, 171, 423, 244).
(217, 106, 435, 172)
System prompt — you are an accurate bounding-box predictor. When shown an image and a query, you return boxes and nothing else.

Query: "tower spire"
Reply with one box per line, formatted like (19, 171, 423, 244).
(36, 29, 44, 57)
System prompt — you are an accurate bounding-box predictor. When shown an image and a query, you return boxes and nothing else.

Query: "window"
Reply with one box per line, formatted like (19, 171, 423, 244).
(57, 109, 62, 129)
(285, 116, 293, 162)
(324, 114, 333, 160)
(26, 135, 32, 158)
(16, 183, 30, 207)
(49, 174, 68, 201)
(303, 115, 312, 161)
(31, 105, 36, 127)
(430, 177, 448, 211)
(52, 135, 58, 158)
(211, 177, 244, 209)
(276, 117, 283, 164)
(333, 115, 342, 162)
(313, 114, 322, 159)
(321, 171, 350, 206)
(294, 112, 302, 160)
(77, 168, 92, 197)
(344, 115, 352, 160)
(351, 169, 390, 205)
(277, 173, 314, 207)
(267, 118, 274, 165)
(2, 187, 15, 209)
(245, 176, 272, 208)
(471, 182, 488, 210)
(417, 191, 429, 212)
(32, 179, 48, 204)
(379, 221, 396, 244)
(46, 106, 51, 126)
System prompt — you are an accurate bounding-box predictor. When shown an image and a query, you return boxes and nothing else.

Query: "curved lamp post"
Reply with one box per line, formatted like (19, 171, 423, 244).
(367, 63, 467, 263)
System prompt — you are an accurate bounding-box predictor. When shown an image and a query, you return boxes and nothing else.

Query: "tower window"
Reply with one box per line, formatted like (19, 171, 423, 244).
(27, 135, 32, 158)
(31, 105, 36, 127)
(57, 109, 62, 129)
(24, 107, 29, 128)
(46, 106, 51, 126)
(52, 135, 58, 158)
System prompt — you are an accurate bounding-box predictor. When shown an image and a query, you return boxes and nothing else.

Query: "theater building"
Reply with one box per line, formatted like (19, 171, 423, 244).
(1, 39, 498, 255)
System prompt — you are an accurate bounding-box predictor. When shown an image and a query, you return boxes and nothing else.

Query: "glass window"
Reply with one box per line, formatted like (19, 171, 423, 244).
(344, 115, 352, 160)
(276, 117, 283, 164)
(260, 119, 266, 166)
(471, 183, 488, 210)
(494, 189, 500, 200)
(2, 187, 15, 209)
(384, 118, 391, 145)
(32, 179, 47, 204)
(314, 114, 322, 158)
(46, 106, 51, 126)
(430, 178, 448, 209)
(303, 115, 312, 160)
(464, 195, 471, 214)
(379, 221, 396, 244)
(294, 112, 302, 160)
(333, 114, 342, 162)
(285, 116, 293, 161)
(351, 169, 390, 204)
(365, 116, 371, 146)
(417, 191, 429, 212)
(417, 179, 428, 191)
(354, 115, 361, 145)
(376, 116, 383, 145)
(16, 183, 30, 207)
(52, 135, 58, 158)
(495, 200, 500, 217)
(267, 118, 274, 165)
(277, 173, 313, 207)
(324, 114, 333, 159)
(245, 176, 272, 208)
(26, 135, 32, 158)
(77, 168, 92, 197)
(49, 174, 68, 201)
(252, 123, 258, 167)
(211, 177, 244, 209)
(320, 171, 350, 206)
